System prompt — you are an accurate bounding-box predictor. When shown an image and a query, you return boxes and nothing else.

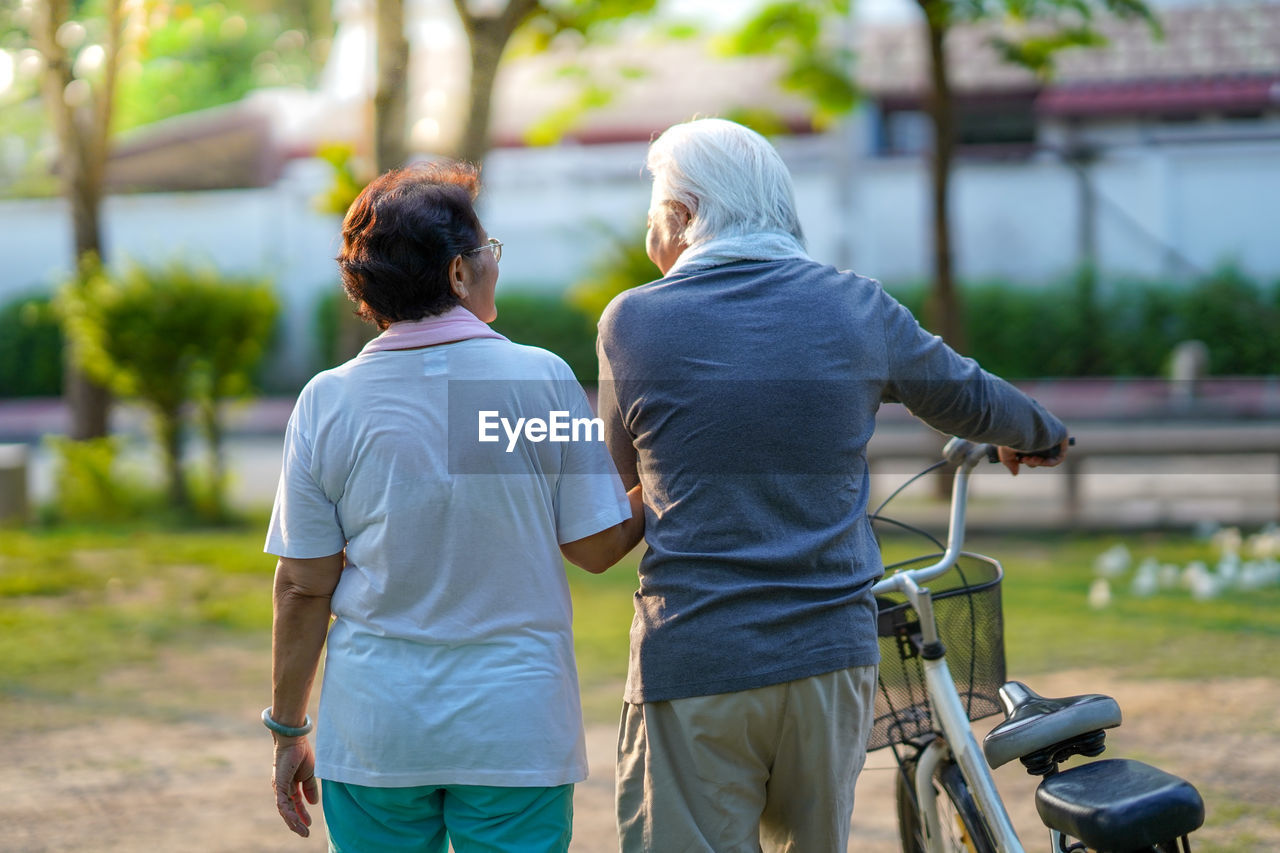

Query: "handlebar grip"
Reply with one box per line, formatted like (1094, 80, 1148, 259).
(985, 437, 1075, 463)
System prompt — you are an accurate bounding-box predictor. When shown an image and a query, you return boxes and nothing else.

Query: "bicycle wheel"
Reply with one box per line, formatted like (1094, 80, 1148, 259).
(895, 754, 997, 853)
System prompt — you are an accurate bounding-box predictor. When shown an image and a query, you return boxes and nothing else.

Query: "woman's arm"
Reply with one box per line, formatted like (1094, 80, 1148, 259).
(269, 551, 343, 837)
(560, 484, 645, 573)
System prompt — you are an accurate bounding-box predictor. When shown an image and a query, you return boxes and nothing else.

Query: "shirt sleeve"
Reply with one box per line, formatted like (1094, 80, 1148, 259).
(880, 290, 1067, 452)
(551, 363, 632, 545)
(264, 390, 347, 559)
(596, 316, 640, 491)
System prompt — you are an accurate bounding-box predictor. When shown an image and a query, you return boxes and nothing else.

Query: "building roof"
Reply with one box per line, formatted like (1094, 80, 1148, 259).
(857, 0, 1280, 102)
(107, 101, 281, 192)
(101, 0, 1280, 190)
(488, 37, 812, 147)
(491, 1, 1280, 142)
(1038, 73, 1280, 115)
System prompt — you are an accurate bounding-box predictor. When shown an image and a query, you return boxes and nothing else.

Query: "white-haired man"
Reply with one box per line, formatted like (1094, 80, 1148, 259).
(596, 117, 1068, 851)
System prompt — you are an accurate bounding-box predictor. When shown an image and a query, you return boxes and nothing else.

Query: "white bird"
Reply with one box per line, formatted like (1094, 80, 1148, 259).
(1247, 531, 1278, 562)
(1131, 562, 1159, 598)
(1215, 555, 1241, 584)
(1094, 544, 1132, 578)
(1212, 527, 1243, 560)
(1238, 561, 1266, 591)
(1181, 561, 1210, 591)
(1189, 570, 1221, 601)
(1159, 563, 1181, 590)
(1088, 578, 1112, 610)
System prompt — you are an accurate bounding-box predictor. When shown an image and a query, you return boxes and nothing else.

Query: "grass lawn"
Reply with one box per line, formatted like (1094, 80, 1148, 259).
(4, 520, 1275, 716)
(3, 520, 1278, 851)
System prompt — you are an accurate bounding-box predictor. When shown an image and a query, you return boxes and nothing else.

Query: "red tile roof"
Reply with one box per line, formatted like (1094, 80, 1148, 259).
(1037, 72, 1280, 115)
(856, 0, 1280, 104)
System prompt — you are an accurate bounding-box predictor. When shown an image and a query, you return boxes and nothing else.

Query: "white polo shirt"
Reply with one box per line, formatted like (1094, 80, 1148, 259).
(265, 338, 630, 787)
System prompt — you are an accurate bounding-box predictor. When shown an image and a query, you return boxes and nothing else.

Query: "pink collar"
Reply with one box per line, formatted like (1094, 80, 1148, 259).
(360, 305, 508, 354)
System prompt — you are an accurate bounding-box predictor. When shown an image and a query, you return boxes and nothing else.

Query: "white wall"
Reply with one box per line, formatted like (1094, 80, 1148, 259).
(0, 160, 343, 388)
(3, 128, 1278, 388)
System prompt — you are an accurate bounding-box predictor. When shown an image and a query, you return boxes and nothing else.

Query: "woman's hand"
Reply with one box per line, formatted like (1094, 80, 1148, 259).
(272, 736, 320, 837)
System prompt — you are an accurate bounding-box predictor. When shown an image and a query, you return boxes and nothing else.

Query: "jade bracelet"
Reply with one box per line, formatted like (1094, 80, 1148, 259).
(262, 707, 314, 738)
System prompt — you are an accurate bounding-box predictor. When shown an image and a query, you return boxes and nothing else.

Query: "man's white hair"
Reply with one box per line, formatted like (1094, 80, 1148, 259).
(646, 118, 805, 249)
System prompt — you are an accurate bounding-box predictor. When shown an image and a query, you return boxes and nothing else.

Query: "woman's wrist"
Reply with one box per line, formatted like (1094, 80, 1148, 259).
(262, 707, 314, 738)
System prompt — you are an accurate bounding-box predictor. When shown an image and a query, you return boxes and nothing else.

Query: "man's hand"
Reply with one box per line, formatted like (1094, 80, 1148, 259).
(997, 437, 1070, 476)
(272, 736, 320, 837)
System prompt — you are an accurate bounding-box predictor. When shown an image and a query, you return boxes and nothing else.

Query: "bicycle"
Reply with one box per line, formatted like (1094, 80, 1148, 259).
(868, 437, 1205, 853)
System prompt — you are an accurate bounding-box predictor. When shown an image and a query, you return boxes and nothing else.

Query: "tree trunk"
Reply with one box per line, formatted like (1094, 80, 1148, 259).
(198, 397, 226, 516)
(374, 0, 409, 173)
(919, 0, 966, 355)
(458, 19, 503, 167)
(33, 0, 118, 440)
(918, 0, 962, 499)
(452, 0, 540, 167)
(157, 409, 189, 513)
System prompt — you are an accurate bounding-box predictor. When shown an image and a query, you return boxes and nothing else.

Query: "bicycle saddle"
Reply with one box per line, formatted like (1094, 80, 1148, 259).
(982, 681, 1122, 772)
(1035, 758, 1204, 851)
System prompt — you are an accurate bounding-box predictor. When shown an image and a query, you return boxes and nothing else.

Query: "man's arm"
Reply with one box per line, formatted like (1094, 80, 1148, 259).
(560, 484, 645, 573)
(880, 292, 1068, 457)
(597, 335, 640, 490)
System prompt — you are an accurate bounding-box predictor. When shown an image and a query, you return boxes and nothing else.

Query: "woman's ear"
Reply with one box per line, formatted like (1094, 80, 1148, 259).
(449, 255, 469, 300)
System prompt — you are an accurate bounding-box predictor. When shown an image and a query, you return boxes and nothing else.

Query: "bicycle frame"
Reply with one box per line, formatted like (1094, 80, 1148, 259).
(872, 438, 1024, 852)
(874, 438, 1201, 853)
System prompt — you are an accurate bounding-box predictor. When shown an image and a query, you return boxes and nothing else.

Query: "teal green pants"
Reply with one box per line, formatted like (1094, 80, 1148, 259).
(322, 780, 573, 853)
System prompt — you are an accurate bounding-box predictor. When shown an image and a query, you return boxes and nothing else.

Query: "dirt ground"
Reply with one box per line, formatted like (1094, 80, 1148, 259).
(2, 646, 1277, 853)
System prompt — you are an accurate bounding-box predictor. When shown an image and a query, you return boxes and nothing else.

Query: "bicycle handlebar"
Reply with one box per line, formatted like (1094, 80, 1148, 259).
(871, 435, 1073, 597)
(983, 436, 1076, 464)
(872, 438, 986, 596)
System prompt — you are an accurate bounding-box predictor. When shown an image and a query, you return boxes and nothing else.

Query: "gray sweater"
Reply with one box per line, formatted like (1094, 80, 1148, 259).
(597, 258, 1066, 704)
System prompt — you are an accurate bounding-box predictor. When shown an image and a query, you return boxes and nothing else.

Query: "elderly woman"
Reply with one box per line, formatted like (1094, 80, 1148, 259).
(263, 162, 642, 852)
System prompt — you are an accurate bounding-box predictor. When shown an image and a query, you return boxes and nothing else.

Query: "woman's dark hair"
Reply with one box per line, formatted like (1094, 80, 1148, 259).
(337, 161, 483, 328)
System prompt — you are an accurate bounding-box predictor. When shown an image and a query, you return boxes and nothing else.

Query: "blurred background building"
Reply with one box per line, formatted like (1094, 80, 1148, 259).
(1, 0, 1277, 386)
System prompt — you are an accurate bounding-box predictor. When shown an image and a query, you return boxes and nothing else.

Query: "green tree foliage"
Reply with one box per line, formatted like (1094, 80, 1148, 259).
(57, 259, 278, 516)
(112, 2, 317, 133)
(566, 221, 656, 323)
(451, 0, 659, 166)
(910, 0, 1158, 354)
(42, 435, 156, 523)
(311, 142, 366, 216)
(715, 0, 857, 130)
(0, 0, 327, 197)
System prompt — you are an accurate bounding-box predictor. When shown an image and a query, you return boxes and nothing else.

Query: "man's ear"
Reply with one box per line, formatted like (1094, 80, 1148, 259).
(449, 255, 468, 300)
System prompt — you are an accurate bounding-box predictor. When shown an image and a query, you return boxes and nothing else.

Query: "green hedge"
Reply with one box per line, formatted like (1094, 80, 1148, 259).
(6, 267, 1278, 400)
(0, 292, 63, 397)
(885, 266, 1280, 379)
(490, 292, 599, 382)
(309, 287, 599, 382)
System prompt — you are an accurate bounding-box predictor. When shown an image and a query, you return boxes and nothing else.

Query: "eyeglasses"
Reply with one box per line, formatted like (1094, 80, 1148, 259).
(464, 238, 503, 263)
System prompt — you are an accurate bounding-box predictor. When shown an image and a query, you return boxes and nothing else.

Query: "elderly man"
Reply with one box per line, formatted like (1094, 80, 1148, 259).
(596, 118, 1068, 852)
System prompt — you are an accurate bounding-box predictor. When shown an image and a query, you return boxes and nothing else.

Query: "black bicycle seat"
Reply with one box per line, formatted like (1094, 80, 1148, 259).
(1035, 758, 1204, 851)
(983, 681, 1122, 771)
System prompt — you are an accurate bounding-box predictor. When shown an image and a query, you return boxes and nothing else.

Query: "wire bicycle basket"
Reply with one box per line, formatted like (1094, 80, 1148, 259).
(869, 551, 1006, 751)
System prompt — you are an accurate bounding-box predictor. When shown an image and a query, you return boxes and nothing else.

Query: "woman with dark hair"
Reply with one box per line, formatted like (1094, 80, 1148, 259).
(263, 161, 642, 852)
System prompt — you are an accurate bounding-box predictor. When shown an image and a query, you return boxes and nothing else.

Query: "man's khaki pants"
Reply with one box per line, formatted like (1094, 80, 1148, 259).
(616, 665, 877, 853)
